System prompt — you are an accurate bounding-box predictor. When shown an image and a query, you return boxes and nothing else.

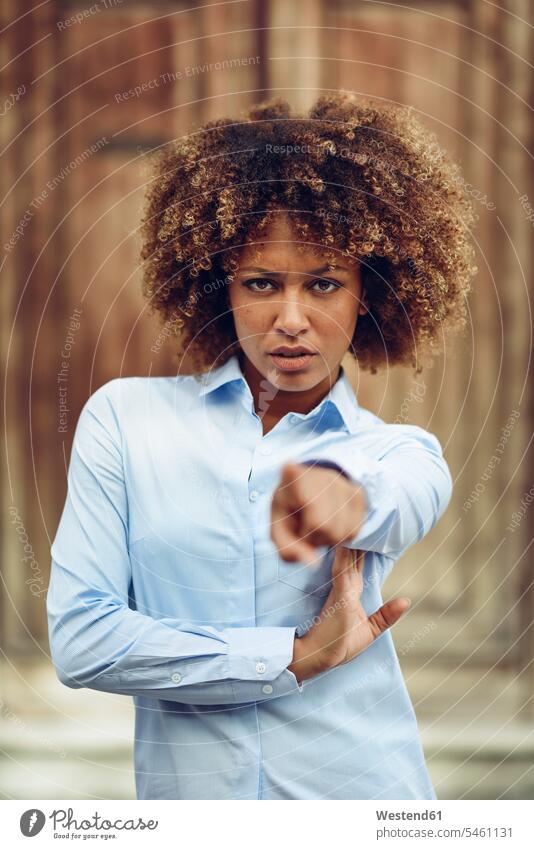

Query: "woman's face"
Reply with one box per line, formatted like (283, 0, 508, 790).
(227, 215, 367, 394)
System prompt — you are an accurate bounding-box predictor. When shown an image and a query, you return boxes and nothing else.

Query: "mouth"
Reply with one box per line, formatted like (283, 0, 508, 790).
(268, 348, 317, 372)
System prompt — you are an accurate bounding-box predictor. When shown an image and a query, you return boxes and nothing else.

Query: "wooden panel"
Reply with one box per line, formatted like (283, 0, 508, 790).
(1, 0, 66, 648)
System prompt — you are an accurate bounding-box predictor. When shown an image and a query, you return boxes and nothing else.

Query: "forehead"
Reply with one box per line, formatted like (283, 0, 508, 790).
(237, 215, 356, 273)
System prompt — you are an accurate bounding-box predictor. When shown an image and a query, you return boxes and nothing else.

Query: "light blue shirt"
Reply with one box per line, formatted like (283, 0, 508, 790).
(47, 354, 452, 800)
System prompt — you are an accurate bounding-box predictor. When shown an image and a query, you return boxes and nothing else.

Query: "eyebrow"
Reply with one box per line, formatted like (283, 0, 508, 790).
(237, 264, 351, 275)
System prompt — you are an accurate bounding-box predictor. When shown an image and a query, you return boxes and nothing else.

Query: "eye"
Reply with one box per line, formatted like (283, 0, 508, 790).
(241, 277, 342, 294)
(242, 278, 276, 292)
(310, 278, 342, 293)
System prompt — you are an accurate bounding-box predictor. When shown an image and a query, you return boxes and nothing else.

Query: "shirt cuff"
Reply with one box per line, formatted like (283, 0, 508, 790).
(230, 667, 304, 703)
(225, 625, 300, 683)
(300, 459, 350, 480)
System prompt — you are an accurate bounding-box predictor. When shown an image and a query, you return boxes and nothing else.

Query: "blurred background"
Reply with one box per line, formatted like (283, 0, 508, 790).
(1, 0, 533, 800)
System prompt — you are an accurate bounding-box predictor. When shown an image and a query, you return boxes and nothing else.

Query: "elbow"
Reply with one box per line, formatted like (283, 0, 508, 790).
(47, 594, 124, 691)
(48, 637, 100, 690)
(48, 634, 116, 690)
(47, 610, 89, 690)
(48, 626, 108, 691)
(53, 663, 85, 690)
(48, 641, 88, 689)
(50, 651, 113, 692)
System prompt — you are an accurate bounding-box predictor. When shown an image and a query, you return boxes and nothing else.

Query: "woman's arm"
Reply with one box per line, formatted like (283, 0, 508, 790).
(272, 427, 452, 563)
(47, 383, 303, 705)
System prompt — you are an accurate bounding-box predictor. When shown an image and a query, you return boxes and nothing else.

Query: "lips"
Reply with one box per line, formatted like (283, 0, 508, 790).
(270, 346, 316, 357)
(268, 348, 316, 372)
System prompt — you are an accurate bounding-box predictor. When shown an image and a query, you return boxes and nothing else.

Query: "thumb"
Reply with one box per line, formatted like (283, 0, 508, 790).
(367, 597, 411, 639)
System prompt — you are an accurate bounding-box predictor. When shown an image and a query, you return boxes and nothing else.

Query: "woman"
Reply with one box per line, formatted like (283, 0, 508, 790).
(47, 93, 476, 800)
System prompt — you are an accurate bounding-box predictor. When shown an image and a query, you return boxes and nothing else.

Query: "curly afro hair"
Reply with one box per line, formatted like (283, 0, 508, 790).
(140, 92, 477, 373)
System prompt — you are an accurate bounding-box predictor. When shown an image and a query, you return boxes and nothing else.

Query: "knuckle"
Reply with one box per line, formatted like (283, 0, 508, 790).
(303, 504, 323, 530)
(370, 608, 391, 636)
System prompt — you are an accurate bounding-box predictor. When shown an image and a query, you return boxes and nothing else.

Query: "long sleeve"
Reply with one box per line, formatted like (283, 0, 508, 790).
(299, 424, 452, 560)
(47, 382, 303, 705)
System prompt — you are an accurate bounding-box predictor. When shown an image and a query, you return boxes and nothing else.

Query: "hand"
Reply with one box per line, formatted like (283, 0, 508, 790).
(287, 546, 411, 683)
(271, 461, 367, 564)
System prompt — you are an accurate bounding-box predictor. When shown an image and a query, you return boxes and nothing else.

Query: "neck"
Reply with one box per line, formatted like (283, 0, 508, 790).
(238, 350, 341, 420)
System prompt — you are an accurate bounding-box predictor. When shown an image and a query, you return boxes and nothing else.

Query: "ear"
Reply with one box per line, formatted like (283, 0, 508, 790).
(358, 292, 368, 316)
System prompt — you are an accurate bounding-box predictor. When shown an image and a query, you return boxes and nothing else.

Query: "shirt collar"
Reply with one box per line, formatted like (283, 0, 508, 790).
(196, 353, 360, 433)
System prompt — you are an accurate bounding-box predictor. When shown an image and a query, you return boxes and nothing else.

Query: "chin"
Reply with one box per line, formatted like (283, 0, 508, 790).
(271, 371, 322, 392)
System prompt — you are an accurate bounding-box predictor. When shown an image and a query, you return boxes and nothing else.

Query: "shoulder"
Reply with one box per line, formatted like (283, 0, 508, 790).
(82, 374, 200, 408)
(76, 374, 200, 435)
(353, 405, 444, 458)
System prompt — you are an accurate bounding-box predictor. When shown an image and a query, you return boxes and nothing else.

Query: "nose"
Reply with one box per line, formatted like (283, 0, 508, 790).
(272, 294, 310, 337)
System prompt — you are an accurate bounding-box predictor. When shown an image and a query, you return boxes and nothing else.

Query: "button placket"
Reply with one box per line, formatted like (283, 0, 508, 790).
(248, 443, 268, 502)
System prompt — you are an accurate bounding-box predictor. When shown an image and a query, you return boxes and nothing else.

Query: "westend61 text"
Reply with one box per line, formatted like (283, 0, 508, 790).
(376, 810, 442, 820)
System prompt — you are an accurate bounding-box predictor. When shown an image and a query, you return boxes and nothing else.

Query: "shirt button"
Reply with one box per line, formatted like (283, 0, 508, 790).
(249, 490, 259, 502)
(262, 684, 273, 695)
(255, 661, 267, 674)
(289, 414, 299, 424)
(260, 445, 271, 456)
(171, 672, 182, 684)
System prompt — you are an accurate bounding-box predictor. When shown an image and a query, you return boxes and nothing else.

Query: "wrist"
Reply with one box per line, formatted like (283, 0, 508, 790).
(287, 633, 331, 682)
